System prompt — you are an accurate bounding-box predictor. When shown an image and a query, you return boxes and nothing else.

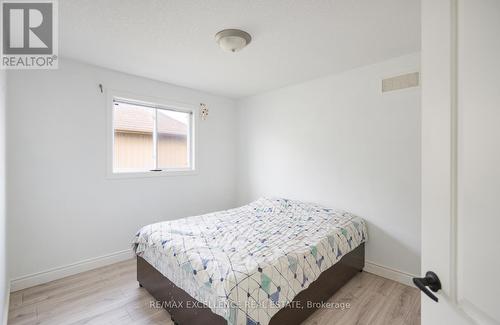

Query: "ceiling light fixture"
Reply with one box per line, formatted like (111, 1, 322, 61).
(215, 29, 252, 53)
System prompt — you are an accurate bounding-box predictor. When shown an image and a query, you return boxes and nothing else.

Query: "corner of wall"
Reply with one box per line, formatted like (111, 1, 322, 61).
(0, 69, 8, 324)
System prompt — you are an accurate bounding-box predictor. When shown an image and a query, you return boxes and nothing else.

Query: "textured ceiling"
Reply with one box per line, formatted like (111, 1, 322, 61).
(59, 0, 420, 98)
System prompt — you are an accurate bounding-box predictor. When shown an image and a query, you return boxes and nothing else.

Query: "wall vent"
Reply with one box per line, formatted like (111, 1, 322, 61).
(382, 72, 419, 92)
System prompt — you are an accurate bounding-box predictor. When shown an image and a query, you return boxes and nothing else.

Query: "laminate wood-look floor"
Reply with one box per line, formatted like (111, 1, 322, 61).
(8, 259, 420, 325)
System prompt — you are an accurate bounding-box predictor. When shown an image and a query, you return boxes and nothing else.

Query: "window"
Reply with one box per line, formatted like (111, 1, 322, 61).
(111, 97, 194, 175)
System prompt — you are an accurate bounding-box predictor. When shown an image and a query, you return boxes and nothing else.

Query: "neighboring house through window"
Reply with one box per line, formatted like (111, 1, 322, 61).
(111, 97, 195, 175)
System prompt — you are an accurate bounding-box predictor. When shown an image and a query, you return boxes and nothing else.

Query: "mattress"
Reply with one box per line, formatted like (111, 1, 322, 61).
(132, 197, 367, 325)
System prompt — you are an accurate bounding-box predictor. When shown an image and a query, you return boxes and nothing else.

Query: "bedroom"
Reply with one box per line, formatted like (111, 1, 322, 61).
(0, 0, 499, 324)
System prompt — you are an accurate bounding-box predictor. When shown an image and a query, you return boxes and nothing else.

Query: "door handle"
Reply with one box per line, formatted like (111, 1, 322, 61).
(412, 271, 442, 302)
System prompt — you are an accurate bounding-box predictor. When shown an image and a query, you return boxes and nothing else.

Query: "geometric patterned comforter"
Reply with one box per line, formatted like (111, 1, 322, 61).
(132, 197, 367, 325)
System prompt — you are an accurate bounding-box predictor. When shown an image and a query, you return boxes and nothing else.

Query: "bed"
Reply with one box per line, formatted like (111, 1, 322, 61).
(133, 197, 367, 325)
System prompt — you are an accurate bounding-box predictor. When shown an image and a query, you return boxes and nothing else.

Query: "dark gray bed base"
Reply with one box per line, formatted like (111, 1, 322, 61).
(137, 243, 365, 325)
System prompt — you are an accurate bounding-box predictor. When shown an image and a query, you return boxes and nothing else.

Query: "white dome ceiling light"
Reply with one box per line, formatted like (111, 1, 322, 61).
(215, 29, 252, 53)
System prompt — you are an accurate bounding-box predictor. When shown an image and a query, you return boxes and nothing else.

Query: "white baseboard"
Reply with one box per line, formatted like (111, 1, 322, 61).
(9, 250, 416, 293)
(10, 249, 134, 292)
(363, 260, 417, 287)
(2, 282, 9, 325)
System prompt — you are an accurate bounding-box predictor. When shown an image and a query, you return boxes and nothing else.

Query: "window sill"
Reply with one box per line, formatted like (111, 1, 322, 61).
(106, 168, 197, 180)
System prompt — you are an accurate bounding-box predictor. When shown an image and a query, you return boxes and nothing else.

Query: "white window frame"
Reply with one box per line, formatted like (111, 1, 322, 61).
(106, 90, 197, 179)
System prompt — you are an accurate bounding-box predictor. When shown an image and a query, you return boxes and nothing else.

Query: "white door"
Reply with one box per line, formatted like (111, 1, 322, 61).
(421, 0, 500, 324)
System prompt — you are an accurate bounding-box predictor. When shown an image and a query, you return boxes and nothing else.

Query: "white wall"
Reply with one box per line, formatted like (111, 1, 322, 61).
(237, 53, 421, 276)
(7, 59, 238, 284)
(7, 54, 421, 289)
(0, 71, 7, 322)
